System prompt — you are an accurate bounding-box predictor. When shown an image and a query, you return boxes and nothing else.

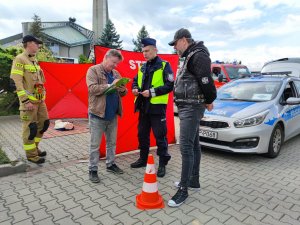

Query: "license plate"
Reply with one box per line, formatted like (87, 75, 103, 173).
(199, 130, 218, 139)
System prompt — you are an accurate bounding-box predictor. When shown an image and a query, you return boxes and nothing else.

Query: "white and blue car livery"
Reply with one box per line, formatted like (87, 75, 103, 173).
(200, 75, 300, 158)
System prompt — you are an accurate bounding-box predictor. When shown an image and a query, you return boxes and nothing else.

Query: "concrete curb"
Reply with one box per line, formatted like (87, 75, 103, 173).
(0, 146, 27, 177)
(0, 161, 27, 177)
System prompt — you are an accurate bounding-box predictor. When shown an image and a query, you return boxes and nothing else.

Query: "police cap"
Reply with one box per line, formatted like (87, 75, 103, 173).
(141, 38, 156, 47)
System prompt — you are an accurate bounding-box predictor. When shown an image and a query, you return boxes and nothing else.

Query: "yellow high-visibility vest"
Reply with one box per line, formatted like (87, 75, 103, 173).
(137, 61, 169, 104)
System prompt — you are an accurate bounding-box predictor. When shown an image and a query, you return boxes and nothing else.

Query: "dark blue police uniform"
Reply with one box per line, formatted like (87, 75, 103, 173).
(131, 38, 174, 176)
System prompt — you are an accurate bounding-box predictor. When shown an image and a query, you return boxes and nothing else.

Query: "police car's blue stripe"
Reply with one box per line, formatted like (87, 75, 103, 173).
(281, 105, 300, 121)
(206, 100, 256, 117)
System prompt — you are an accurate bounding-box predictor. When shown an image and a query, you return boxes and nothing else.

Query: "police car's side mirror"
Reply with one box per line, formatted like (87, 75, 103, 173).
(286, 97, 300, 105)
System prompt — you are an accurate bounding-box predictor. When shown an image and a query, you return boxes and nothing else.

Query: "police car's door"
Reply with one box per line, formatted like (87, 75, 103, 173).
(292, 80, 300, 135)
(281, 82, 300, 140)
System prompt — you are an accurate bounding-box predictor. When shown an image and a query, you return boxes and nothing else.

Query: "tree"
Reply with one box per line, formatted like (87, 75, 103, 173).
(97, 19, 122, 49)
(78, 54, 92, 63)
(29, 14, 44, 41)
(37, 46, 56, 62)
(132, 25, 149, 52)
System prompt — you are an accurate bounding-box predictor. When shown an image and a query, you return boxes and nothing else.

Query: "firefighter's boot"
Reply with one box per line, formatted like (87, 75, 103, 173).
(37, 148, 47, 157)
(26, 149, 45, 164)
(35, 139, 47, 157)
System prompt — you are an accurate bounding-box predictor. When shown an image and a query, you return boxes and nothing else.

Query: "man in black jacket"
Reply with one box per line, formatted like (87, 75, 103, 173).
(168, 28, 217, 207)
(130, 38, 174, 178)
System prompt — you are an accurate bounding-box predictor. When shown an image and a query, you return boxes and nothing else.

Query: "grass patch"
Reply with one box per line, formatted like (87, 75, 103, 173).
(0, 148, 10, 165)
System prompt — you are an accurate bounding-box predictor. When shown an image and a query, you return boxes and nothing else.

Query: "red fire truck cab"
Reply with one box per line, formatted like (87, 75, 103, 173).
(211, 62, 251, 88)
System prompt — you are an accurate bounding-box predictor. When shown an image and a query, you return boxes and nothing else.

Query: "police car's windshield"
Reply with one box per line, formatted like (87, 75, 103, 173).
(225, 66, 251, 79)
(218, 81, 282, 102)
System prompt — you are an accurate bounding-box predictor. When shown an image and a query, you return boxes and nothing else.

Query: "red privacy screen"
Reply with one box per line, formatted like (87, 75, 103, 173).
(41, 46, 179, 156)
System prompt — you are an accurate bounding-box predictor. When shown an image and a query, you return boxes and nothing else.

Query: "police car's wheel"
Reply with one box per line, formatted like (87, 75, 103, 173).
(266, 124, 283, 158)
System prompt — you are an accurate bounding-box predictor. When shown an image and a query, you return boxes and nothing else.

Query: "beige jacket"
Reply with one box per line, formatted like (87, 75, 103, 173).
(86, 63, 127, 118)
(10, 51, 46, 110)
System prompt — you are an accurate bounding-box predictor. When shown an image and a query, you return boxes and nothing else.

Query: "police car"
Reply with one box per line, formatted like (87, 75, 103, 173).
(200, 73, 300, 158)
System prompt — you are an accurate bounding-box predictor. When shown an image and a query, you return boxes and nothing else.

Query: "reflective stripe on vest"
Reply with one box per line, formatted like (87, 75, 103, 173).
(137, 61, 169, 104)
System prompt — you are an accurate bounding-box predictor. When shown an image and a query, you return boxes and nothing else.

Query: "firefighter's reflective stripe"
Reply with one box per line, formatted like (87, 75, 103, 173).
(27, 94, 45, 101)
(11, 69, 24, 76)
(24, 64, 38, 72)
(34, 137, 42, 143)
(23, 143, 36, 151)
(17, 90, 26, 97)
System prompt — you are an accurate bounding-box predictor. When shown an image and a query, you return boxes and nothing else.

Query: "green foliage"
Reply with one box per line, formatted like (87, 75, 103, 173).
(132, 25, 150, 52)
(0, 148, 10, 165)
(97, 19, 123, 49)
(0, 43, 55, 116)
(79, 54, 92, 63)
(0, 46, 22, 92)
(30, 14, 44, 41)
(37, 45, 56, 62)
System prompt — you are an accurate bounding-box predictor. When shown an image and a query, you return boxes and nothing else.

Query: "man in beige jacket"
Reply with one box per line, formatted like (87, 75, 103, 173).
(86, 49, 127, 183)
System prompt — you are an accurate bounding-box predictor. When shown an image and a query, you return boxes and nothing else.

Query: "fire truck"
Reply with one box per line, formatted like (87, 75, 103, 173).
(211, 61, 251, 88)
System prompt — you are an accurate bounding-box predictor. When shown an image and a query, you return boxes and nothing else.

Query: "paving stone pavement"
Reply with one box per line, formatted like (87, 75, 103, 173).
(0, 115, 300, 225)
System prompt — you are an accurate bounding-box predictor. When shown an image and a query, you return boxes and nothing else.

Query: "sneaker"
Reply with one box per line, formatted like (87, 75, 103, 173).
(130, 158, 147, 168)
(89, 171, 100, 183)
(107, 164, 124, 174)
(157, 165, 166, 177)
(168, 186, 188, 207)
(174, 181, 200, 191)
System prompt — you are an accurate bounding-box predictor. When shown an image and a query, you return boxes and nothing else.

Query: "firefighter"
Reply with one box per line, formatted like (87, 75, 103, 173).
(130, 38, 174, 178)
(10, 35, 49, 164)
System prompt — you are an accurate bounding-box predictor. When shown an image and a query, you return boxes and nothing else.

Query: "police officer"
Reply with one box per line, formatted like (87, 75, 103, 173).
(10, 35, 49, 164)
(130, 38, 174, 178)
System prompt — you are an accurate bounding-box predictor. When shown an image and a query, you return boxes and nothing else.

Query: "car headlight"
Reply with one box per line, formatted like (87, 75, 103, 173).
(234, 111, 269, 128)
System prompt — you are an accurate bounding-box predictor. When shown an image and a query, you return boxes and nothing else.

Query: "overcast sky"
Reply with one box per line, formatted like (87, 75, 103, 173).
(1, 0, 300, 70)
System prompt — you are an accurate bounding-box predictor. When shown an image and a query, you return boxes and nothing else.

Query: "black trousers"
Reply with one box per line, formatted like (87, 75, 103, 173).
(138, 112, 171, 165)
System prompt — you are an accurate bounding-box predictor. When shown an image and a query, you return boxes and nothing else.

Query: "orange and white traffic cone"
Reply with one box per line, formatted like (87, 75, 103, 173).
(136, 154, 165, 210)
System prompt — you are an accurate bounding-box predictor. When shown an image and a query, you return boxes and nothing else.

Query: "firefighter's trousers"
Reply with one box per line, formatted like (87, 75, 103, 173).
(20, 102, 49, 162)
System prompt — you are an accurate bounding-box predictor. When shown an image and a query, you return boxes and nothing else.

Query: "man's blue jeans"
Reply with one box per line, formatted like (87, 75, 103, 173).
(88, 113, 117, 171)
(177, 104, 205, 187)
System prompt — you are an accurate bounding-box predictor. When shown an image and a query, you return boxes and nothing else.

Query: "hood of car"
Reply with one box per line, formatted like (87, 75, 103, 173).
(205, 99, 273, 119)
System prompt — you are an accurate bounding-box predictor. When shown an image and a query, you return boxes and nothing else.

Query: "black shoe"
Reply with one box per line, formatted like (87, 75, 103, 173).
(130, 158, 147, 168)
(157, 165, 166, 177)
(38, 151, 47, 157)
(106, 164, 124, 174)
(89, 171, 100, 183)
(168, 186, 188, 207)
(27, 157, 45, 164)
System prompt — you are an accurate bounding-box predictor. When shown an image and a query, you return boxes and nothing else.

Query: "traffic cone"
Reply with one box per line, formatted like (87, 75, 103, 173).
(136, 154, 165, 210)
